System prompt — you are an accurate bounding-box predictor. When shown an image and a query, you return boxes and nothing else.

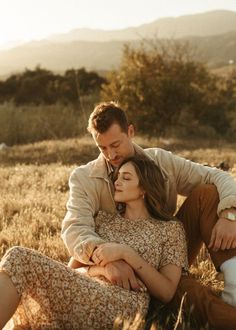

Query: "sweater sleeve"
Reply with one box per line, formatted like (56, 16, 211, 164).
(61, 168, 105, 264)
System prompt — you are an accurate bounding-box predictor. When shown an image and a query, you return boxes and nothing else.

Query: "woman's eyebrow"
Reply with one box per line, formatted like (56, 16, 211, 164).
(120, 171, 133, 176)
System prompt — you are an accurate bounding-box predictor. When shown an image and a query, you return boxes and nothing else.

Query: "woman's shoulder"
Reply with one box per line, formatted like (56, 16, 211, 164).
(153, 218, 185, 238)
(96, 210, 118, 221)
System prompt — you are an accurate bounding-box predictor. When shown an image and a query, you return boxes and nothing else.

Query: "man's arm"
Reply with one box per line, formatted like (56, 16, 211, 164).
(61, 168, 105, 264)
(154, 148, 236, 212)
(62, 167, 143, 290)
(151, 148, 236, 250)
(170, 153, 236, 250)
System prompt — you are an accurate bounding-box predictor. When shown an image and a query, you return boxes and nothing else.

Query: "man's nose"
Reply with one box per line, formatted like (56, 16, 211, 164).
(108, 149, 116, 160)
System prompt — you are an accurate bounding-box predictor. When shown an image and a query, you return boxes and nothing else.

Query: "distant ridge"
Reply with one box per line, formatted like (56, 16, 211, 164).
(0, 10, 236, 76)
(49, 10, 236, 42)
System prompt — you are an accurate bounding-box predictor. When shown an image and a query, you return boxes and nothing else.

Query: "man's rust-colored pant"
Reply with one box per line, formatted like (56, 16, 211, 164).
(172, 184, 236, 329)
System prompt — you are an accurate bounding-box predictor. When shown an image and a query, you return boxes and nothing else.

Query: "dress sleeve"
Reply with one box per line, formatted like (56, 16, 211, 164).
(159, 221, 188, 272)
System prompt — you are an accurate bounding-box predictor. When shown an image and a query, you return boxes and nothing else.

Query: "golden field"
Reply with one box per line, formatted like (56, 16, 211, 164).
(1, 135, 236, 329)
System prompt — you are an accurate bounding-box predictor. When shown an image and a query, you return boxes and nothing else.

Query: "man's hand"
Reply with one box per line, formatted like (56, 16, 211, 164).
(208, 217, 236, 251)
(92, 242, 132, 266)
(103, 260, 144, 291)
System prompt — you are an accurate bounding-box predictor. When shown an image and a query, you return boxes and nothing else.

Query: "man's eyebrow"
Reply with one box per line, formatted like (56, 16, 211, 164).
(110, 140, 121, 146)
(98, 140, 121, 148)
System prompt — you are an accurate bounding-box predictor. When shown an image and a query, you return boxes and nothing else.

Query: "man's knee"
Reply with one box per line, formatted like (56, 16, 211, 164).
(190, 184, 219, 214)
(192, 184, 219, 200)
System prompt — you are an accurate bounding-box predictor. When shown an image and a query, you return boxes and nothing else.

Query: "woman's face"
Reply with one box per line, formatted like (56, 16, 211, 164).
(114, 162, 144, 203)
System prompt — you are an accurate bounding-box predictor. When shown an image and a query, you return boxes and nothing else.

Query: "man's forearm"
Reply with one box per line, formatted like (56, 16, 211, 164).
(61, 216, 105, 264)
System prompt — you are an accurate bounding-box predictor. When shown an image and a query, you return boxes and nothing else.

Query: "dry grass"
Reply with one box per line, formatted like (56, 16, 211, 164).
(0, 164, 71, 261)
(1, 135, 236, 329)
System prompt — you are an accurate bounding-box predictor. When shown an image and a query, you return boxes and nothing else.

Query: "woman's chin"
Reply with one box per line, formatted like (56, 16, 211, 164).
(114, 194, 123, 203)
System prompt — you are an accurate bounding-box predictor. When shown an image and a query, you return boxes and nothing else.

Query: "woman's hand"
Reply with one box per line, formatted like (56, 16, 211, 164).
(92, 242, 133, 266)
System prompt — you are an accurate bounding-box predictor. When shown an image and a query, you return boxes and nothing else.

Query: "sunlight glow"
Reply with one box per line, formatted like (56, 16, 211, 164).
(0, 0, 236, 48)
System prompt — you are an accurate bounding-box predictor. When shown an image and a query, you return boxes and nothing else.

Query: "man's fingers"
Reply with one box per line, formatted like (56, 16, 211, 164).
(226, 238, 234, 250)
(103, 260, 142, 291)
(212, 235, 223, 251)
(127, 274, 140, 291)
(232, 241, 236, 249)
(122, 278, 130, 290)
(221, 237, 229, 250)
(211, 217, 236, 251)
(116, 280, 123, 288)
(137, 279, 146, 290)
(208, 227, 216, 249)
(208, 225, 225, 251)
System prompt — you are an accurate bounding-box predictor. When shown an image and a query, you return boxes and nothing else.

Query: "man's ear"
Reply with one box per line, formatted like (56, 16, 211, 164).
(127, 124, 135, 138)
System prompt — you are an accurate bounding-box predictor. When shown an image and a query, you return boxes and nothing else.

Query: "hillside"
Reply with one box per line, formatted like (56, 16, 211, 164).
(49, 10, 236, 42)
(0, 10, 236, 76)
(0, 31, 236, 75)
(0, 40, 126, 74)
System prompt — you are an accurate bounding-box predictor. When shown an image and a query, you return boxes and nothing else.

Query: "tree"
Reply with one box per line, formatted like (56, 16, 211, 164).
(0, 74, 20, 102)
(58, 68, 106, 104)
(0, 66, 106, 105)
(102, 39, 236, 136)
(14, 66, 57, 105)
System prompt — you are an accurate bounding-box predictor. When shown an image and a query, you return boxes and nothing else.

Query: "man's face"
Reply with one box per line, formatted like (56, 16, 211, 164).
(92, 123, 135, 167)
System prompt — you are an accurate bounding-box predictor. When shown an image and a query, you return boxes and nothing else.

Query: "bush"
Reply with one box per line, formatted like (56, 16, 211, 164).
(101, 39, 236, 137)
(0, 93, 99, 145)
(0, 66, 106, 106)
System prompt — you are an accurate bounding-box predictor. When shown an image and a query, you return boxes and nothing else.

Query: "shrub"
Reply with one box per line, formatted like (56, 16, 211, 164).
(102, 39, 236, 137)
(0, 95, 98, 145)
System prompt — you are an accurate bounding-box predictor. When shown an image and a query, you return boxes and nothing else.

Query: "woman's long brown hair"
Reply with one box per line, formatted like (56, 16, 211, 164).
(118, 155, 173, 221)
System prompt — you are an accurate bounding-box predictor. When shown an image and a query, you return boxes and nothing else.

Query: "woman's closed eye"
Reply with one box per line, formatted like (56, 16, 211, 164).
(123, 175, 131, 181)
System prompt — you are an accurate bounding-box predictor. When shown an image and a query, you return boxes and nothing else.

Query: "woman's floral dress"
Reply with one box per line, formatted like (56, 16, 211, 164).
(0, 211, 188, 329)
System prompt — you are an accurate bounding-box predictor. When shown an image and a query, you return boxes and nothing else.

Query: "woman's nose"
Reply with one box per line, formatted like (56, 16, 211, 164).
(114, 178, 120, 186)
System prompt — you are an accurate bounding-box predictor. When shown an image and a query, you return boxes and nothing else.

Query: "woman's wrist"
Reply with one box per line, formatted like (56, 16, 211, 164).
(123, 246, 136, 263)
(123, 247, 145, 272)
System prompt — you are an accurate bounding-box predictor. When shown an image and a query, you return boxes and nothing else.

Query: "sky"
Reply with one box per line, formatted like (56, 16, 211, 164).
(1, 0, 236, 48)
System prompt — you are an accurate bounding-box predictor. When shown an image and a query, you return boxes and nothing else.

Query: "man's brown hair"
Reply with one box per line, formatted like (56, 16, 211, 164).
(87, 101, 129, 134)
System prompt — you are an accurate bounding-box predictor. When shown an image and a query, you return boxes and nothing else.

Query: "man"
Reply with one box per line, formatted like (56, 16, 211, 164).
(61, 101, 236, 328)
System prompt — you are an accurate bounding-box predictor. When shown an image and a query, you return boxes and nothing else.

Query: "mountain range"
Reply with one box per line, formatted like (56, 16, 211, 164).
(0, 10, 236, 77)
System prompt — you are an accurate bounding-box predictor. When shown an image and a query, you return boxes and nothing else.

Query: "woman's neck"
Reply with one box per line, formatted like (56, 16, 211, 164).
(124, 201, 150, 220)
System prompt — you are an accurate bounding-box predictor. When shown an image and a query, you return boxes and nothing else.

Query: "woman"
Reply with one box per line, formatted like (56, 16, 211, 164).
(0, 155, 188, 329)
